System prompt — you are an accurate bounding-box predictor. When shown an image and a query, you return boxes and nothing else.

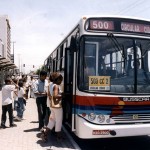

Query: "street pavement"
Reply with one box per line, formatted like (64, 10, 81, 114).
(0, 91, 80, 150)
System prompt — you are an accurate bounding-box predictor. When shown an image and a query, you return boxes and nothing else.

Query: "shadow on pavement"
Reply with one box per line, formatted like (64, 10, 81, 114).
(24, 128, 39, 132)
(37, 135, 67, 148)
(30, 121, 39, 123)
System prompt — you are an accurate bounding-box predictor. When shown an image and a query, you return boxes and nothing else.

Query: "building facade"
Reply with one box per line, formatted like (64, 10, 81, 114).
(0, 15, 16, 89)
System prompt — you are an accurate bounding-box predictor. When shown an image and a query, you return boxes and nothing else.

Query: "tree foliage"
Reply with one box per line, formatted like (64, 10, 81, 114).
(35, 65, 45, 75)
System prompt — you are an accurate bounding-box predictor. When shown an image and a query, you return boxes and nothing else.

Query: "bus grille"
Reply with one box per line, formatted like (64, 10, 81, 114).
(112, 114, 150, 124)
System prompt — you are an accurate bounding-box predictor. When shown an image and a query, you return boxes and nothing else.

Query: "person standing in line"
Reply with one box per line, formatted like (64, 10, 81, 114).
(15, 80, 27, 121)
(41, 72, 63, 142)
(34, 71, 47, 130)
(44, 76, 51, 126)
(18, 75, 27, 111)
(1, 77, 18, 128)
(29, 76, 36, 98)
(44, 73, 55, 126)
(22, 75, 30, 100)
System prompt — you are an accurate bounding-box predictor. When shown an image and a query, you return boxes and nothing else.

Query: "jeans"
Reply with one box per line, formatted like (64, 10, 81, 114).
(17, 97, 24, 118)
(1, 103, 13, 126)
(36, 96, 47, 129)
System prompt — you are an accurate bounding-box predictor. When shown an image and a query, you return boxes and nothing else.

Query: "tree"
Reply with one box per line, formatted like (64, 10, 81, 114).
(35, 69, 40, 75)
(35, 65, 45, 75)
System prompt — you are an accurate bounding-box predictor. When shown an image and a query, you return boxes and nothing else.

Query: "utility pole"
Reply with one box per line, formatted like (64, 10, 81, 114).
(11, 41, 16, 63)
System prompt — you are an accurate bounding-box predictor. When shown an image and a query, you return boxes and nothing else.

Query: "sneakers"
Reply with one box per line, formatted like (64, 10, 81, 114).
(21, 117, 26, 120)
(10, 124, 17, 127)
(14, 116, 22, 121)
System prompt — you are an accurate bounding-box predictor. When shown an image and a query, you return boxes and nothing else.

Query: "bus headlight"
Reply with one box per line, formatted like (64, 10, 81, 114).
(97, 114, 105, 123)
(88, 113, 96, 121)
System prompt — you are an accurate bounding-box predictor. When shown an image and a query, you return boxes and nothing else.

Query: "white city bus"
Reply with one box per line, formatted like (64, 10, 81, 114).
(44, 16, 150, 139)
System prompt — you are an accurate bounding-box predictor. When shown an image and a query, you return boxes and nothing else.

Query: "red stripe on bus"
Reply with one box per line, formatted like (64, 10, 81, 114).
(75, 95, 150, 106)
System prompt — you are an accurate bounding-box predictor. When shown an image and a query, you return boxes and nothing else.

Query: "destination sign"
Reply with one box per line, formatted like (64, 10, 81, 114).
(90, 20, 114, 30)
(86, 18, 150, 35)
(121, 22, 150, 34)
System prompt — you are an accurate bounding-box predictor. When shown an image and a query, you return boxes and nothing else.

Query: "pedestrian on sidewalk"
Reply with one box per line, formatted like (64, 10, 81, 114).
(29, 76, 36, 98)
(22, 75, 29, 102)
(34, 71, 47, 130)
(1, 77, 18, 128)
(44, 73, 55, 126)
(15, 80, 27, 121)
(41, 72, 63, 142)
(44, 76, 51, 126)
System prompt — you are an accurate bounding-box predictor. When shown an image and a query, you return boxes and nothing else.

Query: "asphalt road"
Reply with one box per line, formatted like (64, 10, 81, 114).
(72, 134, 150, 150)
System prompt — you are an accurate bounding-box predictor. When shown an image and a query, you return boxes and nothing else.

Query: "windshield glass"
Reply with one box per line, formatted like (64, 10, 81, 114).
(78, 35, 150, 94)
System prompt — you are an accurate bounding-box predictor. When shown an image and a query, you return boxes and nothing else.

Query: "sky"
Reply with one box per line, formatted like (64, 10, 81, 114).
(0, 0, 149, 73)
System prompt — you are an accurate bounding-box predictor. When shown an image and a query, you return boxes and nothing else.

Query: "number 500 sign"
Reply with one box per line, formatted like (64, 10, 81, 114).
(89, 76, 111, 91)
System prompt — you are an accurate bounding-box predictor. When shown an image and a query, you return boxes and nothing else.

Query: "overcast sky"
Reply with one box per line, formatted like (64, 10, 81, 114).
(0, 0, 149, 73)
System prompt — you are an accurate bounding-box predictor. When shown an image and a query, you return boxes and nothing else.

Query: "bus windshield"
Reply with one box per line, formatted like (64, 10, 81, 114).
(78, 35, 150, 94)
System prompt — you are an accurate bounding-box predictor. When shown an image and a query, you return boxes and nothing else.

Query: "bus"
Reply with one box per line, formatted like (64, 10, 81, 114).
(44, 16, 150, 139)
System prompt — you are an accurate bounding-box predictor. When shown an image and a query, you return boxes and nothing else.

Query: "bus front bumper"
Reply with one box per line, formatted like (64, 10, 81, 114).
(76, 117, 150, 139)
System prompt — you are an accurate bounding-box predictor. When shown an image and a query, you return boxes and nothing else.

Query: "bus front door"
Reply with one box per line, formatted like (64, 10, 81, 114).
(63, 47, 75, 129)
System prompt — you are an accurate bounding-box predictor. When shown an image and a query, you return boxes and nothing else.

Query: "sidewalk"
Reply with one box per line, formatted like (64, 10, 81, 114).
(0, 91, 78, 150)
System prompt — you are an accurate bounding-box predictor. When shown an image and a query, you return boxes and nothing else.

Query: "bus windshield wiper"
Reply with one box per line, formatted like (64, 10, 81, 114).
(107, 32, 125, 59)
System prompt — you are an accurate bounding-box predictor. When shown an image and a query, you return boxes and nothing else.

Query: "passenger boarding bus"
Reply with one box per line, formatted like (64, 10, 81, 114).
(44, 16, 150, 139)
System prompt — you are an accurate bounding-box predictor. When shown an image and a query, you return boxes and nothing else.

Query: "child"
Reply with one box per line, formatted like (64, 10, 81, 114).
(15, 81, 27, 120)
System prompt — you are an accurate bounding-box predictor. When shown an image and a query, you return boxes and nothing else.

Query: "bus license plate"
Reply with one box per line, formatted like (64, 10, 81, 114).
(92, 130, 109, 135)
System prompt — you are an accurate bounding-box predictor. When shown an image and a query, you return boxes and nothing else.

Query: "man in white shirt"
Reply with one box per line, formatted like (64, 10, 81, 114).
(1, 77, 18, 128)
(34, 71, 47, 130)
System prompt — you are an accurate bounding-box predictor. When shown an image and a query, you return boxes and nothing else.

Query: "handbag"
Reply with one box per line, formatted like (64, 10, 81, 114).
(50, 96, 62, 108)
